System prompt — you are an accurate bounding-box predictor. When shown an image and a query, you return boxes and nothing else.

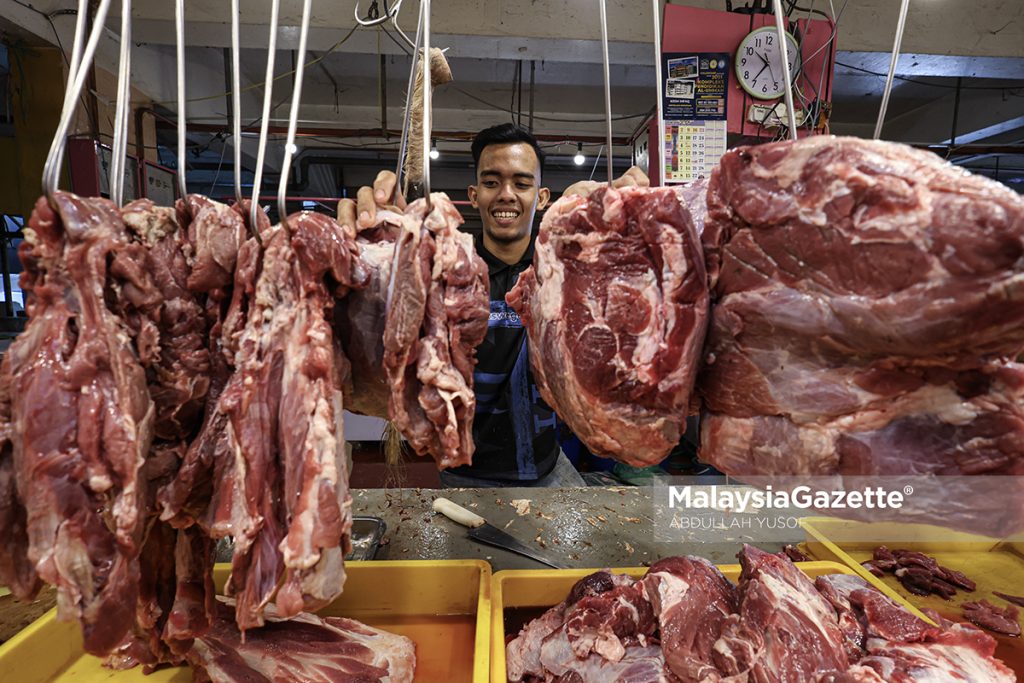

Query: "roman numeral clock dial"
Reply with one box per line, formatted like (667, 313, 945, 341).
(735, 26, 801, 100)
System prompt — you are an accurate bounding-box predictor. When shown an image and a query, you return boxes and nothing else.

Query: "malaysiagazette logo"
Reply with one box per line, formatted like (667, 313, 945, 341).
(668, 484, 911, 513)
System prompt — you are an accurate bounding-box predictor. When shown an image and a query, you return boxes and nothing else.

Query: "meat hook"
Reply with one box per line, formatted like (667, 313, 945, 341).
(250, 0, 280, 233)
(598, 0, 614, 183)
(110, 0, 132, 207)
(651, 0, 665, 185)
(874, 0, 910, 139)
(175, 0, 188, 206)
(42, 0, 112, 207)
(277, 0, 315, 234)
(393, 0, 424, 204)
(770, 0, 799, 140)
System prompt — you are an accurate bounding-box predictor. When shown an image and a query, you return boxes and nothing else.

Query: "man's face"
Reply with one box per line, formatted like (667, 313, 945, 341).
(468, 142, 550, 244)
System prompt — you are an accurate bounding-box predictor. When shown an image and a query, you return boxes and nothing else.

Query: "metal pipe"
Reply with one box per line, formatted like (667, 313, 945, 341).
(771, 0, 798, 139)
(110, 0, 132, 206)
(175, 0, 188, 199)
(231, 0, 243, 206)
(651, 0, 665, 184)
(42, 0, 113, 204)
(873, 0, 911, 140)
(393, 3, 424, 200)
(598, 0, 614, 183)
(250, 0, 280, 232)
(277, 0, 314, 231)
(420, 0, 432, 209)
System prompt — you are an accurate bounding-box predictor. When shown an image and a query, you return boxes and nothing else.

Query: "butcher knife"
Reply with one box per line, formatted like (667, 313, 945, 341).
(432, 497, 569, 569)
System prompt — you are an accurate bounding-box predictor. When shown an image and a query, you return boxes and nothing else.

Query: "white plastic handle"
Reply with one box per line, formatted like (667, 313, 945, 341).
(432, 497, 486, 528)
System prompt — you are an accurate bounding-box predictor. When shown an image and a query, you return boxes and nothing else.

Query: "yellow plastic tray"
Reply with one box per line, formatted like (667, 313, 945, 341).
(489, 559, 871, 683)
(801, 516, 1024, 675)
(0, 559, 491, 683)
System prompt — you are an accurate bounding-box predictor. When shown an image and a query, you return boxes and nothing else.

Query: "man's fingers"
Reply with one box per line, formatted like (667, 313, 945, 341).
(373, 170, 398, 205)
(337, 198, 357, 231)
(563, 180, 600, 199)
(356, 186, 377, 227)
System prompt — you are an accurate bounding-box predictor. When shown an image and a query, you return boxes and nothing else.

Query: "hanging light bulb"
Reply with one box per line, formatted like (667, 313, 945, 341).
(429, 139, 440, 160)
(573, 142, 585, 166)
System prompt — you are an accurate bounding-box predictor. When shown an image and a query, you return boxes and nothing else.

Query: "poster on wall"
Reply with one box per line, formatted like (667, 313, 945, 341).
(661, 52, 729, 183)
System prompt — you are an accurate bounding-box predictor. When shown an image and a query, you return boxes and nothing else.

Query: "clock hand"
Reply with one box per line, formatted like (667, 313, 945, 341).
(752, 63, 768, 83)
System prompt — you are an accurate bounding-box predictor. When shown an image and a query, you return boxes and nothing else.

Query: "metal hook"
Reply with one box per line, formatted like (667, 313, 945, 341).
(175, 0, 188, 201)
(231, 0, 243, 208)
(874, 0, 910, 140)
(42, 0, 113, 205)
(651, 0, 665, 186)
(420, 0, 432, 211)
(393, 0, 424, 203)
(277, 0, 314, 233)
(770, 0, 798, 140)
(250, 0, 280, 233)
(354, 0, 400, 28)
(110, 0, 132, 206)
(598, 0, 613, 183)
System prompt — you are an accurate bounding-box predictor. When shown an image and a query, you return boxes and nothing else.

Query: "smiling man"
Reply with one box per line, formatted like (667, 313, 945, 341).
(344, 123, 647, 487)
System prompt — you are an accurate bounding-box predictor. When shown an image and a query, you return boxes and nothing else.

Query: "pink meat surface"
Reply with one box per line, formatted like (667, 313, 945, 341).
(507, 185, 709, 465)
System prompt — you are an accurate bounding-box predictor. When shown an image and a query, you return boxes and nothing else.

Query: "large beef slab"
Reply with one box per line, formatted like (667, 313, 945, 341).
(698, 137, 1024, 534)
(507, 186, 709, 465)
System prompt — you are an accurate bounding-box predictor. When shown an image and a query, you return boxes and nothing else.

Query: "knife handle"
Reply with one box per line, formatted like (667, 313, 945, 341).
(433, 497, 486, 528)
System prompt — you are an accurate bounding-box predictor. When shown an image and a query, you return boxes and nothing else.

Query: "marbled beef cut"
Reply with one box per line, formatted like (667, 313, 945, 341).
(507, 185, 709, 465)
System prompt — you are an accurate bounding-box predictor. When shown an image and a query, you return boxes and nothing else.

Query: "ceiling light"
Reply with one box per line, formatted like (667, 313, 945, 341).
(429, 139, 440, 160)
(286, 142, 298, 155)
(573, 143, 585, 166)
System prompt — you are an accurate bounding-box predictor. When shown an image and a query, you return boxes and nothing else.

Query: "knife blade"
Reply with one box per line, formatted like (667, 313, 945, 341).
(432, 497, 569, 570)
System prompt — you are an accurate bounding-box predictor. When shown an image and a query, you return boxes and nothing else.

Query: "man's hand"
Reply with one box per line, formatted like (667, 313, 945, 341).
(562, 166, 650, 200)
(337, 169, 407, 232)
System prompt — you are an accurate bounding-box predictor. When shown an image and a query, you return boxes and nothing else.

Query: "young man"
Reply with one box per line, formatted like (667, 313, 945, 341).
(340, 123, 647, 487)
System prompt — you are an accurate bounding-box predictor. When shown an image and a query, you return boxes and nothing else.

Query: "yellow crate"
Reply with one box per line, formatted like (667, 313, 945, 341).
(489, 559, 870, 683)
(0, 560, 491, 683)
(801, 516, 1024, 676)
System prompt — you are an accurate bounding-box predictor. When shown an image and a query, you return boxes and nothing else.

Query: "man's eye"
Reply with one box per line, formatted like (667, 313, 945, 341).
(517, 184, 532, 190)
(483, 181, 498, 188)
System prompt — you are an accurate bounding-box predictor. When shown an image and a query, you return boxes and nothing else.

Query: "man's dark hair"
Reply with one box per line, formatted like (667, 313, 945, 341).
(471, 123, 545, 175)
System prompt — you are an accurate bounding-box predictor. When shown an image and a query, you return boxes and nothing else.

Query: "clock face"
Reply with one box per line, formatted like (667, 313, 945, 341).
(735, 27, 801, 100)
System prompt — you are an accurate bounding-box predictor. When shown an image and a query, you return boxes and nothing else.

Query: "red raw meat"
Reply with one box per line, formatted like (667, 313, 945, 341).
(507, 185, 709, 464)
(642, 556, 737, 681)
(3, 193, 155, 654)
(188, 600, 415, 682)
(383, 194, 489, 469)
(699, 137, 1024, 536)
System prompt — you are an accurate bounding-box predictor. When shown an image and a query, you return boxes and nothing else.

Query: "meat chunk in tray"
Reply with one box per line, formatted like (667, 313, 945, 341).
(188, 599, 415, 683)
(505, 545, 1016, 683)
